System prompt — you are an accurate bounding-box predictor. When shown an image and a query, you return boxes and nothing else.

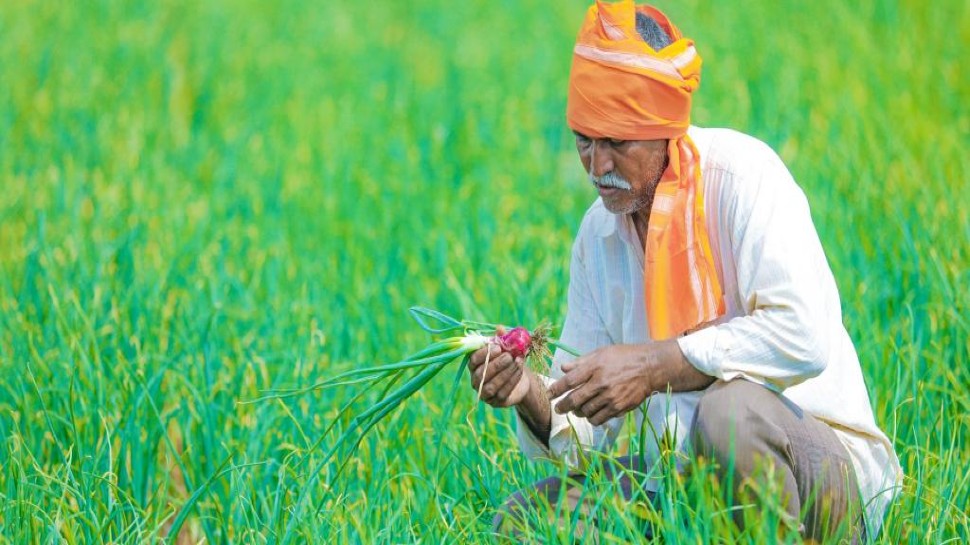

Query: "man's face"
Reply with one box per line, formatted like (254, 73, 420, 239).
(574, 132, 668, 215)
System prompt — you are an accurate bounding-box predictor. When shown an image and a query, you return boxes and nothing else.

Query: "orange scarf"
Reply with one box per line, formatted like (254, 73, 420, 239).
(567, 0, 724, 340)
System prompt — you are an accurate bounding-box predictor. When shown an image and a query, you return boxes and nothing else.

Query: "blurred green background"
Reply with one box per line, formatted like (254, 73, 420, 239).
(0, 0, 967, 542)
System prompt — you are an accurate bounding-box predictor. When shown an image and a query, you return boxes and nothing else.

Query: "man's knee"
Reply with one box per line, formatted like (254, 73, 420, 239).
(491, 486, 537, 536)
(691, 379, 787, 461)
(693, 380, 749, 452)
(491, 510, 506, 535)
(491, 475, 574, 538)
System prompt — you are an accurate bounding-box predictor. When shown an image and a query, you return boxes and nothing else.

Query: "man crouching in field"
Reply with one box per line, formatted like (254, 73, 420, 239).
(468, 1, 902, 541)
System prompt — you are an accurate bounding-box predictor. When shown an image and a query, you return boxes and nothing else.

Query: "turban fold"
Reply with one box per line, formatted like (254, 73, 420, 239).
(567, 0, 724, 340)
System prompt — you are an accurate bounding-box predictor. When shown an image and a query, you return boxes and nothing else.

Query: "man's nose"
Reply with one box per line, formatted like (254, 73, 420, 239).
(590, 140, 614, 177)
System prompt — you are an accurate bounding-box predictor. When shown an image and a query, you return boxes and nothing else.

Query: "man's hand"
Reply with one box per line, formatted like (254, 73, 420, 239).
(546, 345, 654, 425)
(468, 335, 531, 408)
(547, 340, 714, 426)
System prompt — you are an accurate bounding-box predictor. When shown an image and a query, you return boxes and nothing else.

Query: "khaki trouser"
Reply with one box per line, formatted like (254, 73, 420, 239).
(493, 379, 864, 542)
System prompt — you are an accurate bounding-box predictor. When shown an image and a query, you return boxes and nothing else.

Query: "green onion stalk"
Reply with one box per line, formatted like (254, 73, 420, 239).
(268, 307, 578, 543)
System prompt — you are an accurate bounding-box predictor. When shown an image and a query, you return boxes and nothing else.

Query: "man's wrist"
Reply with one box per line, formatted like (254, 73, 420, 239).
(646, 339, 715, 393)
(514, 371, 551, 446)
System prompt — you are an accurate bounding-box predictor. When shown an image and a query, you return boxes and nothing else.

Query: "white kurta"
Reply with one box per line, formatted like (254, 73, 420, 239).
(516, 126, 903, 534)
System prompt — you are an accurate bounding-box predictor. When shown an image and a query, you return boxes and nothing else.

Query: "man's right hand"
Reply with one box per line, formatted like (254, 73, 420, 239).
(468, 340, 531, 408)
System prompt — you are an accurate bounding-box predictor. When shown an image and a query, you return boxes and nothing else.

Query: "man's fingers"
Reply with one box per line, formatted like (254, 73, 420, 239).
(487, 352, 514, 376)
(561, 349, 600, 373)
(469, 343, 503, 369)
(498, 369, 533, 408)
(493, 365, 524, 401)
(482, 367, 519, 402)
(575, 395, 608, 419)
(554, 382, 600, 414)
(493, 357, 526, 400)
(481, 359, 519, 399)
(547, 364, 595, 399)
(469, 352, 514, 390)
(468, 344, 512, 371)
(588, 405, 617, 426)
(468, 346, 486, 368)
(560, 355, 585, 373)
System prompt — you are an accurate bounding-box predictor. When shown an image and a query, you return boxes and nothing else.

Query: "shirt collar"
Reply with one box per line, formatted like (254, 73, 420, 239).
(590, 200, 645, 263)
(591, 200, 635, 240)
(591, 200, 619, 238)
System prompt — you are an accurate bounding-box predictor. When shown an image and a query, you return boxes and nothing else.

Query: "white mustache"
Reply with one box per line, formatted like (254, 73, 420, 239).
(590, 171, 632, 190)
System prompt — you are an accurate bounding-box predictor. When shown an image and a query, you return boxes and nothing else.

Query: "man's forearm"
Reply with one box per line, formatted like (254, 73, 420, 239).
(654, 338, 716, 393)
(514, 371, 552, 446)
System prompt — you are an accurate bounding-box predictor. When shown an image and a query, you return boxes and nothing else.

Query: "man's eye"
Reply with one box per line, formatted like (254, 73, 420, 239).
(608, 139, 626, 147)
(576, 135, 592, 147)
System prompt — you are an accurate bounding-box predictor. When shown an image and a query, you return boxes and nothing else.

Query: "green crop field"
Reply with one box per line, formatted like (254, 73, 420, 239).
(1, 0, 967, 542)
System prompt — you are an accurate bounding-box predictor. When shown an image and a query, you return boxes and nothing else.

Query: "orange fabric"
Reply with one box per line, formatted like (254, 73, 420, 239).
(566, 0, 724, 340)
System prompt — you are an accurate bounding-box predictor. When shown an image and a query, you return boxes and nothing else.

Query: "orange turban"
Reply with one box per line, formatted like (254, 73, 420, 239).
(567, 0, 724, 340)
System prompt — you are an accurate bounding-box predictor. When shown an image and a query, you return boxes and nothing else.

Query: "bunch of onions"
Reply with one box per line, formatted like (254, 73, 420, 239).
(263, 307, 576, 540)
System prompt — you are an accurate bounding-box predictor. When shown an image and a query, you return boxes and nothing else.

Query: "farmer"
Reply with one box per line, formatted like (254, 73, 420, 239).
(468, 0, 902, 540)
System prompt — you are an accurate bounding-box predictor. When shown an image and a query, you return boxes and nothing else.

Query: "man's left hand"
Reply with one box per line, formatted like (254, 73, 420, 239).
(547, 340, 712, 426)
(546, 344, 659, 426)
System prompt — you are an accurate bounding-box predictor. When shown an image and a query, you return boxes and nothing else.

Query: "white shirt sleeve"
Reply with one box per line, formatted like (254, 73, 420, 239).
(677, 145, 842, 392)
(515, 233, 622, 467)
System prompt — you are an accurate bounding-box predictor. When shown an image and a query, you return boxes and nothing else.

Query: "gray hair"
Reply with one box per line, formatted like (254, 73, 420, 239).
(635, 12, 673, 51)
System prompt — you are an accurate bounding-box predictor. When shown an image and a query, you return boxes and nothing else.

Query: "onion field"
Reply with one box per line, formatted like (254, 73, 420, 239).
(1, 0, 967, 542)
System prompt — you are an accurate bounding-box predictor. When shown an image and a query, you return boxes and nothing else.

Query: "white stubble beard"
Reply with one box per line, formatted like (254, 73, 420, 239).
(590, 171, 653, 215)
